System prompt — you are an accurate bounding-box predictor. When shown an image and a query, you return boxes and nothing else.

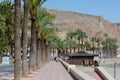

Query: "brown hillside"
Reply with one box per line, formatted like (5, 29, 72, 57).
(47, 9, 120, 49)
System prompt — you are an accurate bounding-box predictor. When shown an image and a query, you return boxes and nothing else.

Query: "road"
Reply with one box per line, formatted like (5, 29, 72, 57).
(0, 64, 14, 77)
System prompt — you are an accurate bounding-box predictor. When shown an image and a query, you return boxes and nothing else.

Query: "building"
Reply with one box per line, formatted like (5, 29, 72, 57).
(68, 51, 99, 66)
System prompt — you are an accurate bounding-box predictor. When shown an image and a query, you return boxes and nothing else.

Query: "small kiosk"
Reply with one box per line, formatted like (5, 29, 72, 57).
(68, 51, 98, 66)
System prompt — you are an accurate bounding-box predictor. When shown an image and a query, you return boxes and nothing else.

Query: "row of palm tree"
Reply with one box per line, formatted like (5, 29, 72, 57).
(0, 0, 14, 63)
(102, 33, 119, 58)
(51, 29, 119, 59)
(14, 0, 58, 80)
(67, 29, 88, 52)
(0, 0, 58, 80)
(90, 33, 118, 58)
(50, 29, 88, 57)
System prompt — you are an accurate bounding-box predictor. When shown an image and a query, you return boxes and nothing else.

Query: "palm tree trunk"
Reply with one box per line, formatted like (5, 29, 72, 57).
(36, 39, 42, 68)
(57, 48, 61, 58)
(43, 43, 46, 63)
(53, 48, 55, 58)
(78, 39, 80, 52)
(0, 51, 2, 63)
(29, 19, 37, 73)
(81, 40, 84, 51)
(40, 40, 44, 65)
(73, 48, 75, 52)
(93, 50, 95, 55)
(45, 45, 48, 62)
(44, 44, 48, 63)
(66, 48, 68, 54)
(93, 42, 95, 54)
(22, 0, 28, 76)
(70, 47, 72, 53)
(10, 43, 14, 59)
(36, 39, 39, 68)
(48, 46, 51, 61)
(14, 0, 21, 80)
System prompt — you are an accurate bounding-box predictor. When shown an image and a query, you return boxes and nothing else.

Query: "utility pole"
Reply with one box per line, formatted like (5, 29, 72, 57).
(114, 62, 117, 79)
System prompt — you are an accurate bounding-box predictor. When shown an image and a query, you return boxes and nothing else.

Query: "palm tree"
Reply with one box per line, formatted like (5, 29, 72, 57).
(0, 15, 5, 63)
(29, 0, 37, 72)
(0, 0, 14, 62)
(95, 38, 102, 54)
(29, 0, 46, 73)
(84, 40, 92, 51)
(91, 37, 96, 54)
(67, 39, 77, 53)
(80, 32, 88, 51)
(74, 29, 88, 51)
(42, 25, 57, 60)
(74, 29, 82, 51)
(14, 0, 21, 80)
(0, 35, 10, 63)
(71, 40, 77, 52)
(35, 7, 56, 67)
(102, 38, 118, 58)
(0, 38, 10, 63)
(50, 37, 59, 58)
(22, 0, 29, 76)
(66, 31, 77, 52)
(102, 33, 109, 57)
(67, 31, 76, 39)
(63, 38, 77, 54)
(62, 39, 69, 54)
(51, 38, 63, 57)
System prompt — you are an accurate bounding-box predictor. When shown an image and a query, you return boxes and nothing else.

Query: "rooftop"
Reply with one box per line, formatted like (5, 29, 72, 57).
(69, 51, 98, 57)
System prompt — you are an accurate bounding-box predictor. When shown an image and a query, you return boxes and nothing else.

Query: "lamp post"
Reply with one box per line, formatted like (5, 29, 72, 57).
(114, 62, 117, 79)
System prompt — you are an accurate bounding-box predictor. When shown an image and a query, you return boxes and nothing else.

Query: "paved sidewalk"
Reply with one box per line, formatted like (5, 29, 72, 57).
(0, 61, 74, 80)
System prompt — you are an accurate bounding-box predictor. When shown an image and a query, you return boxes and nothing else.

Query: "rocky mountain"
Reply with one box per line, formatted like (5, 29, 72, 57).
(47, 9, 120, 50)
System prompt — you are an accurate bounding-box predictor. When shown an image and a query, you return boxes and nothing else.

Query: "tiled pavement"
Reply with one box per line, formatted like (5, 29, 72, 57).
(0, 61, 74, 80)
(85, 71, 102, 80)
(28, 61, 74, 80)
(77, 66, 102, 80)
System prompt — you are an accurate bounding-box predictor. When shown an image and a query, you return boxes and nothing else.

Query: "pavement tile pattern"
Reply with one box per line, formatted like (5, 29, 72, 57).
(0, 61, 74, 80)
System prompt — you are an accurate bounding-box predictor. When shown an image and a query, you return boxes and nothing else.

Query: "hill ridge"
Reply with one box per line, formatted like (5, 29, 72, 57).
(47, 9, 120, 50)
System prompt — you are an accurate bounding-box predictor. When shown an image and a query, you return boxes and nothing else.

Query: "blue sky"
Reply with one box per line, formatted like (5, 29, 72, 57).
(43, 0, 120, 23)
(0, 0, 119, 23)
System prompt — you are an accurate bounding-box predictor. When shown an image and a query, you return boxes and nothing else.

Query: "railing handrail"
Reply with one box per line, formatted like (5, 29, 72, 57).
(59, 59, 96, 80)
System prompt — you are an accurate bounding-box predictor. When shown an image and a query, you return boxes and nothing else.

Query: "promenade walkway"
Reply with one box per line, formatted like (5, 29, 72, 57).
(0, 61, 74, 80)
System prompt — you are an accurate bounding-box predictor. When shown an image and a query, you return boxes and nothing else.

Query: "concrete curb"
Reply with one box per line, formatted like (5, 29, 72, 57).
(95, 67, 115, 80)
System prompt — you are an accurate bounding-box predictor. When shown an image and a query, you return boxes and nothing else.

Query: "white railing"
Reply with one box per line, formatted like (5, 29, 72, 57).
(60, 59, 96, 80)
